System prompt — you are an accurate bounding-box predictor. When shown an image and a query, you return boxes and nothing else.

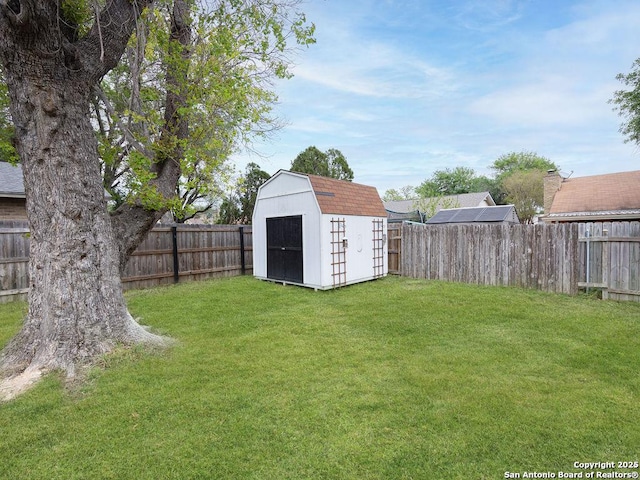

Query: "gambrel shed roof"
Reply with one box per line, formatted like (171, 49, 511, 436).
(304, 173, 387, 217)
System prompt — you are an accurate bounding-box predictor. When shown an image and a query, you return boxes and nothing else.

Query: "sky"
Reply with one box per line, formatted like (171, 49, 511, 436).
(232, 0, 640, 195)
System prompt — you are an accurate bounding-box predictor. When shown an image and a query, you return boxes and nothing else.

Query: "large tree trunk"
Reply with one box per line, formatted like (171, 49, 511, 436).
(1, 78, 165, 380)
(0, 0, 168, 397)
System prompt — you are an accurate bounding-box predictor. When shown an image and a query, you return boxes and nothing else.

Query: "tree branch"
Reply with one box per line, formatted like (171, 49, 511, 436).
(78, 0, 154, 82)
(111, 0, 192, 271)
(94, 84, 155, 160)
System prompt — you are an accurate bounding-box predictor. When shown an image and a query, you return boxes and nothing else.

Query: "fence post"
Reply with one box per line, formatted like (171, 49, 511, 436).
(171, 225, 179, 283)
(239, 226, 246, 275)
(585, 229, 590, 294)
(602, 228, 609, 300)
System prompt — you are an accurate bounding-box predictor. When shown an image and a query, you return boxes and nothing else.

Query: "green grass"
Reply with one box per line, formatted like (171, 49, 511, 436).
(0, 276, 639, 479)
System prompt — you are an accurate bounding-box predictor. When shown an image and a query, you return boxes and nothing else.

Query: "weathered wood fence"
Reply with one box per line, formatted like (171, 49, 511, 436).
(399, 222, 580, 295)
(578, 222, 640, 302)
(396, 221, 640, 300)
(0, 220, 29, 303)
(0, 221, 252, 303)
(3, 220, 639, 302)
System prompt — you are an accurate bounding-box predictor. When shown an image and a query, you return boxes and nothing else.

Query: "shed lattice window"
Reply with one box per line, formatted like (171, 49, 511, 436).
(330, 218, 347, 287)
(372, 218, 385, 278)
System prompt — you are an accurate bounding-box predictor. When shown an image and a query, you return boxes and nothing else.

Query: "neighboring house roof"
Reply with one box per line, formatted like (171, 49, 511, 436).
(0, 161, 114, 201)
(426, 205, 520, 224)
(384, 192, 496, 223)
(384, 191, 495, 214)
(383, 199, 419, 214)
(305, 173, 387, 217)
(546, 170, 640, 222)
(387, 210, 423, 223)
(0, 162, 25, 198)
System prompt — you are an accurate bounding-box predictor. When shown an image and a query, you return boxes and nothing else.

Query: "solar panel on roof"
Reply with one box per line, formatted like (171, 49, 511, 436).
(427, 210, 457, 223)
(453, 208, 483, 222)
(426, 205, 517, 224)
(479, 206, 510, 222)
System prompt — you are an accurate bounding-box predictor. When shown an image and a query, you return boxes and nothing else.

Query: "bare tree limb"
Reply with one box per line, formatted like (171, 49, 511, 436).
(94, 84, 155, 160)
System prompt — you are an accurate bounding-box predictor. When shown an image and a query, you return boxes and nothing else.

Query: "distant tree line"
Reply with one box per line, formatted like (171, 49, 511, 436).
(383, 151, 558, 224)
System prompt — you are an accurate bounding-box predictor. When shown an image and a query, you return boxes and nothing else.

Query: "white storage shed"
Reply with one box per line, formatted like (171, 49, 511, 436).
(252, 170, 388, 290)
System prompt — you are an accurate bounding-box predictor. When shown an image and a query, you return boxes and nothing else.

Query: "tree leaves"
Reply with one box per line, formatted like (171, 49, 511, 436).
(92, 0, 315, 220)
(610, 58, 640, 146)
(217, 162, 270, 224)
(502, 169, 546, 224)
(415, 167, 494, 197)
(291, 146, 354, 181)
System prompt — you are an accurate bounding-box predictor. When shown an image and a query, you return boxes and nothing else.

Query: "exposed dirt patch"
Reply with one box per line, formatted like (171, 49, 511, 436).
(0, 368, 42, 401)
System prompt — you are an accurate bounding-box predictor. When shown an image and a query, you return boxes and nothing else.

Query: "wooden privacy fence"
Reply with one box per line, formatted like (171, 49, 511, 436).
(0, 221, 253, 303)
(578, 222, 640, 302)
(4, 220, 638, 302)
(122, 224, 253, 290)
(400, 222, 580, 295)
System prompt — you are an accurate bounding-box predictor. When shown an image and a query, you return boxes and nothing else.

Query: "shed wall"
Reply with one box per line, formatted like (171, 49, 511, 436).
(319, 214, 388, 288)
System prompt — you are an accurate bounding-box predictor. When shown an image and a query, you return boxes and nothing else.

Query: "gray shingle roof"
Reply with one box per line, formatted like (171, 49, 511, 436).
(0, 162, 25, 198)
(384, 192, 495, 214)
(0, 162, 113, 201)
(426, 205, 520, 224)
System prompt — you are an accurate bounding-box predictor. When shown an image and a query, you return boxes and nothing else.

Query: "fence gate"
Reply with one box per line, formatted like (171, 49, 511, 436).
(386, 223, 402, 274)
(579, 222, 640, 302)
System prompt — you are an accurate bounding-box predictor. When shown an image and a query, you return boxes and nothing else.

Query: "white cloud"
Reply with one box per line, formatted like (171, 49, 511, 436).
(286, 116, 343, 134)
(453, 0, 526, 31)
(293, 45, 457, 101)
(469, 78, 615, 128)
(232, 0, 640, 194)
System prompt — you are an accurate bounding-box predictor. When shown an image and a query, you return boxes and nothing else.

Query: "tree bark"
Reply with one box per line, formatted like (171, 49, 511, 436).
(0, 0, 167, 385)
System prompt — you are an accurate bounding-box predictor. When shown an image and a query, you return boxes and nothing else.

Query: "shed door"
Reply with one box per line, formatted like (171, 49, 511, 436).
(266, 216, 303, 283)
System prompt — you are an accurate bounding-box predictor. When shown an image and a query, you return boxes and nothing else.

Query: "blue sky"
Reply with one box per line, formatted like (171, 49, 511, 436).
(233, 0, 640, 195)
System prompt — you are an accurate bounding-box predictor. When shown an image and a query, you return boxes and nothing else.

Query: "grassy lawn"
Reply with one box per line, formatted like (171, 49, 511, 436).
(0, 276, 639, 479)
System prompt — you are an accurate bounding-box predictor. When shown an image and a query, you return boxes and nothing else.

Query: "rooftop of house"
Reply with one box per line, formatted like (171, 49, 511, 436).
(549, 170, 640, 217)
(384, 191, 495, 214)
(0, 162, 25, 198)
(0, 162, 115, 203)
(305, 173, 387, 217)
(426, 205, 519, 224)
